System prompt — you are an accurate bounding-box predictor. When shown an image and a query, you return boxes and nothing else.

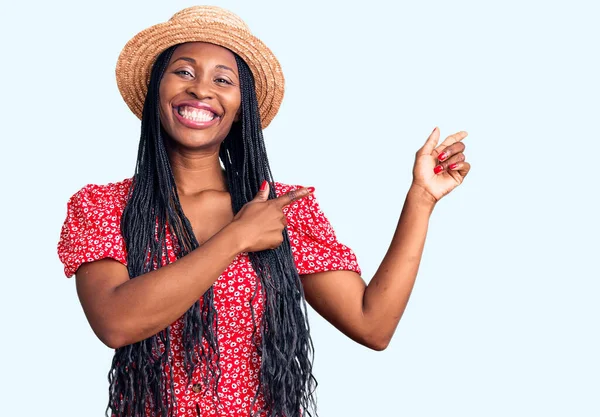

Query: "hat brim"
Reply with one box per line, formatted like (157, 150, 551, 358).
(116, 20, 284, 129)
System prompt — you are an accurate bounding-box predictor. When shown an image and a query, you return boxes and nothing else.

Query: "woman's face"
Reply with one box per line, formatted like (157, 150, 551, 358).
(159, 42, 241, 150)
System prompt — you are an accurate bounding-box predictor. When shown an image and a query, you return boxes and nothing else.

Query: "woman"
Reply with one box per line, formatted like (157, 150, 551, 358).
(57, 6, 470, 417)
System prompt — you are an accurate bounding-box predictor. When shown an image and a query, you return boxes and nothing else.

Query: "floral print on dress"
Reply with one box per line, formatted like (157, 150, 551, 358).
(57, 178, 360, 416)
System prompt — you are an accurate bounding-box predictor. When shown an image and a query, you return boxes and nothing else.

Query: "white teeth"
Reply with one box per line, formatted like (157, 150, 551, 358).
(178, 106, 216, 122)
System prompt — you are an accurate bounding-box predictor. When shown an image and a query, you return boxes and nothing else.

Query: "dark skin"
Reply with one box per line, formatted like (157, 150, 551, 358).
(76, 42, 471, 351)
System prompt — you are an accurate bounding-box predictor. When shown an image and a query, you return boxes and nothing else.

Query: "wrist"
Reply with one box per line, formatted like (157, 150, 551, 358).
(407, 184, 437, 212)
(221, 221, 248, 254)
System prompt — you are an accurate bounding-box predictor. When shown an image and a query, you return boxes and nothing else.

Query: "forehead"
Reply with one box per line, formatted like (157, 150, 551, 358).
(170, 42, 237, 67)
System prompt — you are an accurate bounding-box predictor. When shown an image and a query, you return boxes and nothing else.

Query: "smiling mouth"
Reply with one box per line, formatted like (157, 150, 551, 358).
(177, 105, 218, 122)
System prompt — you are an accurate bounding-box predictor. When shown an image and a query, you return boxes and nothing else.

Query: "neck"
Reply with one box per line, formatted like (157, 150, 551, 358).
(167, 146, 227, 196)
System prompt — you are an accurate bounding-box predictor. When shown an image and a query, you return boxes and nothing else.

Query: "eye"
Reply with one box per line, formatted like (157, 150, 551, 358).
(215, 77, 233, 85)
(174, 70, 193, 78)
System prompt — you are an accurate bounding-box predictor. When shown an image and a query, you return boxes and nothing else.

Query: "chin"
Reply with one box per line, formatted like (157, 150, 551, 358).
(166, 131, 225, 150)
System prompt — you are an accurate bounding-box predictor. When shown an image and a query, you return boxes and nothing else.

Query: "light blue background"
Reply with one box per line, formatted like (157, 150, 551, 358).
(1, 0, 598, 416)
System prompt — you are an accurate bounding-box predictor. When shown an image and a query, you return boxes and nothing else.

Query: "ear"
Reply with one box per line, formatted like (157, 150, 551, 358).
(234, 109, 241, 122)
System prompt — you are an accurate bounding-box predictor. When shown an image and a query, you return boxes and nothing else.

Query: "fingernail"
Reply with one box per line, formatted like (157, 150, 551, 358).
(434, 165, 444, 174)
(438, 152, 447, 161)
(260, 180, 268, 191)
(449, 163, 458, 170)
(432, 127, 437, 134)
(307, 187, 315, 193)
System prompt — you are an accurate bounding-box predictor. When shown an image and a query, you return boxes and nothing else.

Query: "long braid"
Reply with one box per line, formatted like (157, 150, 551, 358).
(108, 45, 220, 417)
(220, 55, 317, 417)
(107, 45, 317, 417)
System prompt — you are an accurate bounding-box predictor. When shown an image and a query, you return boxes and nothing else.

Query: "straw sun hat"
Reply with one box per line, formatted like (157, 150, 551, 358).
(116, 6, 284, 128)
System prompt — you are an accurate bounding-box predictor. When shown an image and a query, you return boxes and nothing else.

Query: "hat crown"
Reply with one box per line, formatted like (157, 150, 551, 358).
(170, 6, 250, 31)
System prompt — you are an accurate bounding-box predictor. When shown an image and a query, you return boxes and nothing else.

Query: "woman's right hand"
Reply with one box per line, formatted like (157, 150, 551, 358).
(231, 181, 312, 252)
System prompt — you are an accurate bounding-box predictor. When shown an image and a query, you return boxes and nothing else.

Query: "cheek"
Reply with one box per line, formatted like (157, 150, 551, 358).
(230, 94, 242, 120)
(158, 84, 172, 125)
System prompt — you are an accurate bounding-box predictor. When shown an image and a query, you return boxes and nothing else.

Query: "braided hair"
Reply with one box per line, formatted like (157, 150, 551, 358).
(107, 44, 317, 417)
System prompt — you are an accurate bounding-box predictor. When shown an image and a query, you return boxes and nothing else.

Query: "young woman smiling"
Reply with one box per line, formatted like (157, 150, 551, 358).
(57, 6, 470, 417)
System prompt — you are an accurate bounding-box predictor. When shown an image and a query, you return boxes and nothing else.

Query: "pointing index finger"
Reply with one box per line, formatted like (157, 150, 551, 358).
(274, 187, 312, 209)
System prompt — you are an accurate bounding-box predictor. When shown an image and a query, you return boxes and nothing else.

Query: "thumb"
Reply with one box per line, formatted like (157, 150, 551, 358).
(254, 180, 270, 201)
(417, 126, 440, 156)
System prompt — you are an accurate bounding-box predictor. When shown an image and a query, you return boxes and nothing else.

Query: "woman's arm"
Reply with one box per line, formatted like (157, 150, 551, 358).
(76, 185, 309, 349)
(77, 223, 242, 349)
(301, 186, 433, 351)
(301, 128, 471, 350)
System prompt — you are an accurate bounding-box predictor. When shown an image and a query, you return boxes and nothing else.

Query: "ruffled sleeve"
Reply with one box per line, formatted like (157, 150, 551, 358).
(278, 183, 361, 276)
(57, 183, 128, 278)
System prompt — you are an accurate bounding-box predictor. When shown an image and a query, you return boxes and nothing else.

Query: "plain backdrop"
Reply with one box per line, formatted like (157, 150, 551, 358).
(1, 0, 598, 416)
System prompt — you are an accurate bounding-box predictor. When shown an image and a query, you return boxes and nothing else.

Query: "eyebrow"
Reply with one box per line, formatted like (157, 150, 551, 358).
(171, 57, 237, 74)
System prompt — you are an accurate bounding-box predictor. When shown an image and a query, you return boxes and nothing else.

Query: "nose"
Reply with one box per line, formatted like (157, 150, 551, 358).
(186, 77, 213, 100)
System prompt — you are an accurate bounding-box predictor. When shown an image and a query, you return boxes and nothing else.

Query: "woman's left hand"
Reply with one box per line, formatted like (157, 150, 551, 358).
(411, 127, 471, 202)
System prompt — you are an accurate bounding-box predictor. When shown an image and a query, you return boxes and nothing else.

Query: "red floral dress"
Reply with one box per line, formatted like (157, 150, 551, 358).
(57, 178, 360, 417)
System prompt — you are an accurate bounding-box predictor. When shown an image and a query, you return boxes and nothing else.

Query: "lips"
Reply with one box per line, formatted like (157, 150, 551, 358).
(172, 101, 222, 129)
(178, 106, 216, 122)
